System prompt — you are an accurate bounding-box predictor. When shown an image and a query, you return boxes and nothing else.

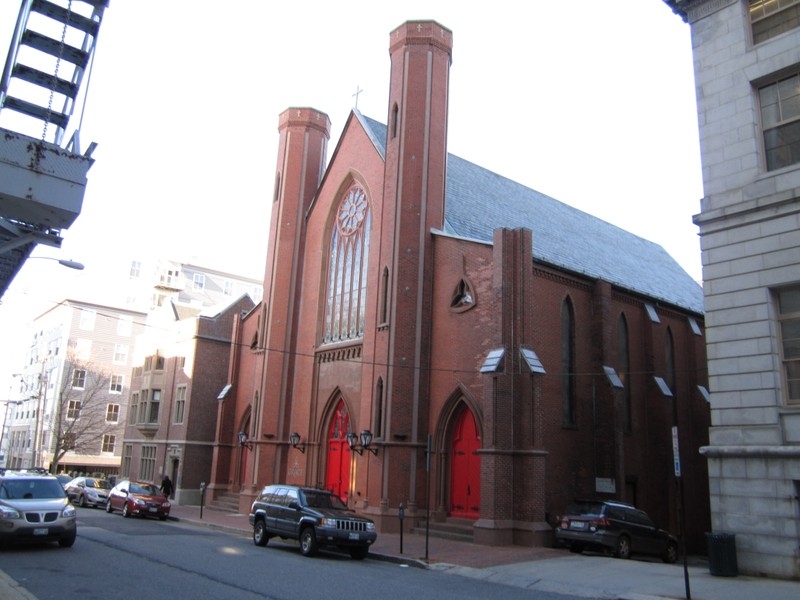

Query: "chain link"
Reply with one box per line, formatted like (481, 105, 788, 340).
(42, 0, 73, 143)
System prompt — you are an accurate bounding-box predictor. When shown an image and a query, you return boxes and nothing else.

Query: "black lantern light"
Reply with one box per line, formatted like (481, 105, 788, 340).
(346, 429, 377, 455)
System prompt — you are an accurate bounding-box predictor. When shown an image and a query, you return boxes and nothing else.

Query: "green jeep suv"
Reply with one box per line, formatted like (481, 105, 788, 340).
(249, 484, 376, 559)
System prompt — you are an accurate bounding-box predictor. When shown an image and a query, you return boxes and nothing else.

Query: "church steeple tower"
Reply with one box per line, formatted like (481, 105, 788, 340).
(259, 107, 330, 483)
(377, 20, 453, 504)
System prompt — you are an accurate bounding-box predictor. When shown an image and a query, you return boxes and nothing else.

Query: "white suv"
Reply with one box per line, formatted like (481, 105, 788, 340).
(0, 470, 77, 548)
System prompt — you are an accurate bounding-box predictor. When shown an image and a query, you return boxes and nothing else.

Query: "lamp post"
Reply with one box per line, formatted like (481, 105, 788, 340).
(31, 359, 48, 469)
(1, 374, 23, 468)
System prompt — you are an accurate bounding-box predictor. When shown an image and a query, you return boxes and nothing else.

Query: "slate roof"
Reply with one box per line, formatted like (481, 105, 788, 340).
(357, 112, 704, 315)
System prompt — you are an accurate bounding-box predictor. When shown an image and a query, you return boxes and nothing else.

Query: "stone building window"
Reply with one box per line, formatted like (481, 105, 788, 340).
(750, 0, 800, 44)
(102, 434, 116, 453)
(777, 286, 800, 404)
(759, 71, 800, 171)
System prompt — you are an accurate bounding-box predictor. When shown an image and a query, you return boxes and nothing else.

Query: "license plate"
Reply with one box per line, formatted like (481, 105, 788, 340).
(348, 532, 360, 540)
(33, 528, 48, 536)
(149, 507, 158, 513)
(569, 521, 588, 530)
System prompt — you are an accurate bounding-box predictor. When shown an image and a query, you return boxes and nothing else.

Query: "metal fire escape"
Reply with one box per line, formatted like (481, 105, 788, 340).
(0, 0, 109, 299)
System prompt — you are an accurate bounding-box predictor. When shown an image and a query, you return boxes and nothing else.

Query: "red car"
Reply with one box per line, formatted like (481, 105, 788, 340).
(105, 480, 171, 521)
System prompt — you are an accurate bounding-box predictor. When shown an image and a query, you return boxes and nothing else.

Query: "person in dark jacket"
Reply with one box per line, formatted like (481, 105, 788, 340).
(160, 475, 174, 498)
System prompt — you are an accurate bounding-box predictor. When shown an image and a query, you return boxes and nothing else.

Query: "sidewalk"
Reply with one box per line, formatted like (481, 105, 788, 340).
(169, 503, 800, 600)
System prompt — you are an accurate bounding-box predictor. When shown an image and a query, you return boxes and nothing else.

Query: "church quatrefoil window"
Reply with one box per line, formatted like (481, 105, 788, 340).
(337, 185, 368, 235)
(450, 278, 476, 313)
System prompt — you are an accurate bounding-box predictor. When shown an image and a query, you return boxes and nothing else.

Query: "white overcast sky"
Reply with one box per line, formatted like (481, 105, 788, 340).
(0, 0, 702, 393)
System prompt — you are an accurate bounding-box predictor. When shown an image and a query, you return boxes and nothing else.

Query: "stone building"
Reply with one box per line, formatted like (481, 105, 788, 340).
(665, 0, 800, 579)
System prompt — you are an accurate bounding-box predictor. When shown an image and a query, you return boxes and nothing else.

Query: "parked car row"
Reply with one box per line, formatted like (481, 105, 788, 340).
(3, 467, 677, 567)
(0, 469, 175, 549)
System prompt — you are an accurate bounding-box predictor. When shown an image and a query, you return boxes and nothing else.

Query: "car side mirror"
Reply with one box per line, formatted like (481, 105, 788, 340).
(289, 501, 301, 510)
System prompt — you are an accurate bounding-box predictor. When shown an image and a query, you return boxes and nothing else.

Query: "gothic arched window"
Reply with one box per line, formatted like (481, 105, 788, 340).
(561, 297, 576, 427)
(323, 184, 371, 343)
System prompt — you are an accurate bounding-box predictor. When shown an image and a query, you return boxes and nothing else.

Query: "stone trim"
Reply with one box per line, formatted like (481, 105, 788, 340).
(700, 445, 800, 457)
(687, 0, 738, 23)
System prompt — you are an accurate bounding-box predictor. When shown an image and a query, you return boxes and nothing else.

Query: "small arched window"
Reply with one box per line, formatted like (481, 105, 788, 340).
(561, 297, 576, 426)
(391, 103, 399, 139)
(618, 314, 631, 432)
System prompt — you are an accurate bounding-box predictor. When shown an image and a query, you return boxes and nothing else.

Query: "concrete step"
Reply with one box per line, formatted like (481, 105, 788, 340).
(208, 493, 241, 513)
(412, 518, 474, 543)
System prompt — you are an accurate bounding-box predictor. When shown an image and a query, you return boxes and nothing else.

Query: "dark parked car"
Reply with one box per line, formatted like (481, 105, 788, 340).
(249, 484, 377, 559)
(0, 470, 77, 548)
(105, 480, 170, 520)
(65, 477, 111, 508)
(554, 500, 678, 563)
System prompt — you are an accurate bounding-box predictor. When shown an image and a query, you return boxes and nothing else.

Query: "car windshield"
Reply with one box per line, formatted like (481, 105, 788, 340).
(304, 491, 348, 510)
(565, 501, 606, 516)
(86, 479, 111, 489)
(130, 483, 161, 496)
(0, 479, 66, 499)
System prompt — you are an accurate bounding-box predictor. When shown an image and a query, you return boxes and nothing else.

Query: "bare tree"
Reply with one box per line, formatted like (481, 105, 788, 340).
(49, 350, 114, 474)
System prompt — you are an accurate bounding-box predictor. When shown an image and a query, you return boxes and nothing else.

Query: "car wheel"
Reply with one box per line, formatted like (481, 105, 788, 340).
(299, 527, 318, 557)
(349, 546, 369, 560)
(568, 544, 584, 554)
(122, 503, 131, 518)
(253, 520, 269, 547)
(614, 535, 631, 559)
(663, 541, 679, 564)
(105, 500, 113, 513)
(79, 494, 87, 508)
(58, 532, 76, 548)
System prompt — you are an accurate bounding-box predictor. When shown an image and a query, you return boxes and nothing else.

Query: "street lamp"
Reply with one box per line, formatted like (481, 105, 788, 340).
(28, 257, 85, 270)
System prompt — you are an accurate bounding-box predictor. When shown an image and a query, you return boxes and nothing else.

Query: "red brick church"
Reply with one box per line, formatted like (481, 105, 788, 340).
(209, 20, 710, 549)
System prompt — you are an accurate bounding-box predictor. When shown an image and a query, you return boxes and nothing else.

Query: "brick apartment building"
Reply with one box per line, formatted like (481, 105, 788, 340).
(209, 20, 711, 549)
(121, 294, 254, 505)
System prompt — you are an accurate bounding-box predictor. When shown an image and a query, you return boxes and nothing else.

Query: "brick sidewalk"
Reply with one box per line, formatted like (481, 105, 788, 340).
(167, 502, 564, 568)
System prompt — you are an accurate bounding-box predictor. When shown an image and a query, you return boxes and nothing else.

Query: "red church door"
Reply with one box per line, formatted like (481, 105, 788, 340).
(450, 407, 481, 519)
(325, 401, 351, 502)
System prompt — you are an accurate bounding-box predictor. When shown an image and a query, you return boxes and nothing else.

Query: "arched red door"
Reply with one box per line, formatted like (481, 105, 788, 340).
(325, 401, 351, 502)
(450, 406, 481, 519)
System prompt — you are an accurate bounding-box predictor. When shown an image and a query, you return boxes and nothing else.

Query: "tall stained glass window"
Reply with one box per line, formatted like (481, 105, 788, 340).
(323, 184, 371, 343)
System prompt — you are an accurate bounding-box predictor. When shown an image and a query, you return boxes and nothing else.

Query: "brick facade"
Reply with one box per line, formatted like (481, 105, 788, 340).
(213, 19, 711, 550)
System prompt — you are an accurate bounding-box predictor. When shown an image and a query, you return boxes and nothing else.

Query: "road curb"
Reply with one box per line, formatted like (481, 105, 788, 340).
(0, 569, 37, 600)
(171, 514, 432, 568)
